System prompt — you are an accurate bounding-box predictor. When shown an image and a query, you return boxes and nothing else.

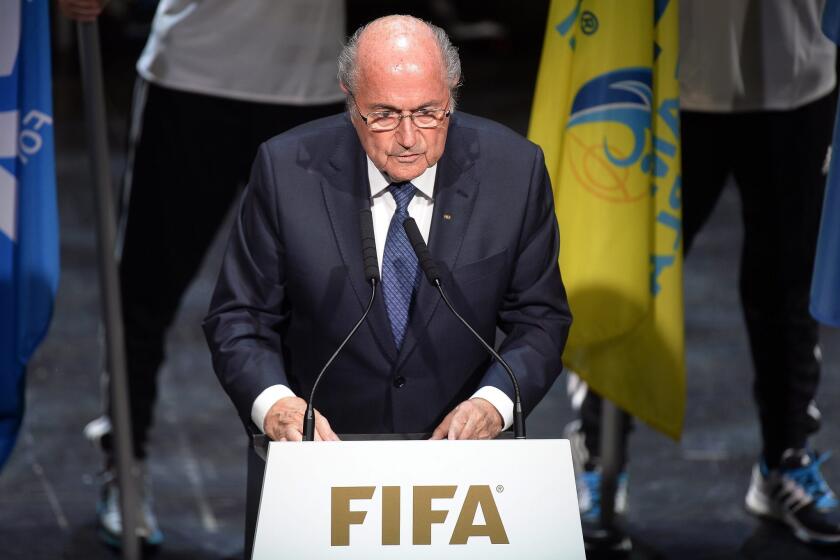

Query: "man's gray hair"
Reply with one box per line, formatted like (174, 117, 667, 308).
(337, 15, 463, 110)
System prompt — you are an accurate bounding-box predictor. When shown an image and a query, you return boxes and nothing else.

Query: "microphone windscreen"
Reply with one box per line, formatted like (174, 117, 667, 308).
(359, 209, 380, 282)
(403, 217, 441, 284)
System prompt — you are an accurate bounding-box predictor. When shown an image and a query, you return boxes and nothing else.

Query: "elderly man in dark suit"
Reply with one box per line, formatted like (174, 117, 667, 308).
(203, 15, 571, 446)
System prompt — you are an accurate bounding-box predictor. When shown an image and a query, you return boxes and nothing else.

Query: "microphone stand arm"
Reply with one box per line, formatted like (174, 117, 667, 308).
(303, 280, 377, 441)
(434, 280, 526, 439)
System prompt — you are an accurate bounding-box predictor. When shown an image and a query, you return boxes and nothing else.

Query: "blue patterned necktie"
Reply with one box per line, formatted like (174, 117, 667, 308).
(382, 182, 420, 349)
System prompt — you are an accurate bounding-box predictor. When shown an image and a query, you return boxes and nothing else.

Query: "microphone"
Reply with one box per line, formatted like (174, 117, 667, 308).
(303, 209, 379, 441)
(359, 208, 381, 284)
(402, 217, 526, 439)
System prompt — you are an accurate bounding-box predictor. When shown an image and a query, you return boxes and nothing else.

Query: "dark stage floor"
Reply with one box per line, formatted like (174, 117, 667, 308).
(2, 12, 840, 560)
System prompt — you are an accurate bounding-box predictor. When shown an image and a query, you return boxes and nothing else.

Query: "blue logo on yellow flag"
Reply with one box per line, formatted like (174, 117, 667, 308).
(568, 68, 653, 171)
(563, 66, 682, 297)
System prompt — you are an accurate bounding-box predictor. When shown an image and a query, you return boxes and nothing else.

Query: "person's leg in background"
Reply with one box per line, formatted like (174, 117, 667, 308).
(680, 111, 736, 254)
(735, 93, 840, 545)
(90, 81, 254, 548)
(92, 87, 345, 551)
(564, 375, 632, 547)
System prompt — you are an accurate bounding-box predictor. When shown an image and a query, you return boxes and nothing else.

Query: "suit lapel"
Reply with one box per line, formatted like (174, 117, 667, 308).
(319, 124, 398, 362)
(395, 120, 479, 369)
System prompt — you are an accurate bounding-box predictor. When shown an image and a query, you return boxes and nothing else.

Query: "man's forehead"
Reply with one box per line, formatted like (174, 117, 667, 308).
(355, 73, 448, 108)
(357, 48, 443, 88)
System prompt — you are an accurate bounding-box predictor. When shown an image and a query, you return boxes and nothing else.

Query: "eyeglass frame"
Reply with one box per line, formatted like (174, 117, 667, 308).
(350, 94, 452, 131)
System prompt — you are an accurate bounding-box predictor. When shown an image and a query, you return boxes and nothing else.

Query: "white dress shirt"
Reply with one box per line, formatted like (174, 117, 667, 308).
(251, 157, 514, 433)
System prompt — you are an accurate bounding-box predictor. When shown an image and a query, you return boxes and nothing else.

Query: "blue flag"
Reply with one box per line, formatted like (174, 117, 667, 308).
(0, 1, 60, 469)
(811, 0, 840, 327)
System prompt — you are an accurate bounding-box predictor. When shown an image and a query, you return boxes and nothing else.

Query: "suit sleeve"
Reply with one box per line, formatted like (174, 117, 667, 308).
(202, 143, 292, 428)
(479, 145, 572, 415)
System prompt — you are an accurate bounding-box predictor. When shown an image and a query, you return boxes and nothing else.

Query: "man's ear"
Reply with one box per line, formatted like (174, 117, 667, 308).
(339, 82, 350, 95)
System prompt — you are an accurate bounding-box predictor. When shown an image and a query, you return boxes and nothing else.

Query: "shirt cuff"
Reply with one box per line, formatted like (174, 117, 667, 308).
(251, 384, 297, 433)
(471, 386, 514, 431)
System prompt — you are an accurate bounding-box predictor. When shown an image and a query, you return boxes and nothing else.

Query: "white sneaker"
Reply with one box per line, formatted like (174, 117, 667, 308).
(97, 466, 163, 548)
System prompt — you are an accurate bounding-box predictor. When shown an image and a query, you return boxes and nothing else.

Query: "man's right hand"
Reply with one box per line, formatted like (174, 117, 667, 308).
(58, 0, 107, 22)
(263, 396, 340, 442)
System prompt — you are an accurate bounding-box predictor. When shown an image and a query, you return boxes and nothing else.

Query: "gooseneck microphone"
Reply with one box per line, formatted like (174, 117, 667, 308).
(402, 217, 526, 439)
(303, 209, 380, 441)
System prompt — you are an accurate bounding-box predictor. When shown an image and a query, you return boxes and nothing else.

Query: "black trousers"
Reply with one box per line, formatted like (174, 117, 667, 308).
(100, 80, 343, 461)
(578, 92, 835, 468)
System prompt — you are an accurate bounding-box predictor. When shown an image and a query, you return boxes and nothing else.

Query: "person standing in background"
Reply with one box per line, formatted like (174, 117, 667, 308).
(58, 0, 346, 549)
(567, 0, 840, 548)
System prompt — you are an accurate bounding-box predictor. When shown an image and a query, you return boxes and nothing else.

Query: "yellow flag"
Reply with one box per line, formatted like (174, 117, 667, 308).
(528, 0, 685, 438)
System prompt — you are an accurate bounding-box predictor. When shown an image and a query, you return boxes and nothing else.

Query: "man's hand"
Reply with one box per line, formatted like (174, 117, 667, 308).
(430, 398, 503, 440)
(263, 396, 339, 442)
(58, 0, 107, 22)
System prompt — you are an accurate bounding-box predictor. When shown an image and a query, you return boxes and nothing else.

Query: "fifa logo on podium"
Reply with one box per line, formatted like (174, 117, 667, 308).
(331, 485, 510, 546)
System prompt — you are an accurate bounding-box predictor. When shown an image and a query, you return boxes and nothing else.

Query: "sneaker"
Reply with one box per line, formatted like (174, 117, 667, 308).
(745, 448, 840, 545)
(86, 416, 163, 548)
(577, 469, 629, 523)
(97, 467, 164, 549)
(564, 420, 631, 551)
(564, 420, 629, 516)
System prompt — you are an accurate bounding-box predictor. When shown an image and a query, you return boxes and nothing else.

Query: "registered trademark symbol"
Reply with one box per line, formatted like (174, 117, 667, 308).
(496, 485, 504, 493)
(580, 11, 598, 35)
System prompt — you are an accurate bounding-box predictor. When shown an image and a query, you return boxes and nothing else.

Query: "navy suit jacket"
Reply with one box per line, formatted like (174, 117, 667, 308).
(203, 112, 572, 434)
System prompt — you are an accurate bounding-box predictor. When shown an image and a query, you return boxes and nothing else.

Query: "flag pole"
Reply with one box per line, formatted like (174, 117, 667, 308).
(76, 21, 141, 560)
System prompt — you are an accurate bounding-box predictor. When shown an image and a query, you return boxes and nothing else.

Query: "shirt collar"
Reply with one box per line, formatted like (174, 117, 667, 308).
(366, 156, 436, 201)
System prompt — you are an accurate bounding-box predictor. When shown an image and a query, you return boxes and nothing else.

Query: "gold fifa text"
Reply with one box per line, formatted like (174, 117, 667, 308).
(331, 485, 510, 546)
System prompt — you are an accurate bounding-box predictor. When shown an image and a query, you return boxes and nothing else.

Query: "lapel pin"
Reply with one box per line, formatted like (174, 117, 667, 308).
(443, 213, 452, 221)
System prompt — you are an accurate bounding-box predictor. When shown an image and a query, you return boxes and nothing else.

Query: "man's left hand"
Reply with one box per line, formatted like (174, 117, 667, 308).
(430, 398, 503, 440)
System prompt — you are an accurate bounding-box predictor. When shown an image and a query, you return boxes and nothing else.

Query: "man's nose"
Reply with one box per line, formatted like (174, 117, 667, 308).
(395, 114, 417, 148)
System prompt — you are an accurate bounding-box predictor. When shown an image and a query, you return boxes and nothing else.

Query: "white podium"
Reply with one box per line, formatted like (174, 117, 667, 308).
(251, 439, 585, 559)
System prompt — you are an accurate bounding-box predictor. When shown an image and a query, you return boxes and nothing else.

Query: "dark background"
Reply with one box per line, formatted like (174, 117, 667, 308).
(1, 2, 839, 558)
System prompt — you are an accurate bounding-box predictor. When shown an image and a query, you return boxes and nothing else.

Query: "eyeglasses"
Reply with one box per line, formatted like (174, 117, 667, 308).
(352, 96, 451, 132)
